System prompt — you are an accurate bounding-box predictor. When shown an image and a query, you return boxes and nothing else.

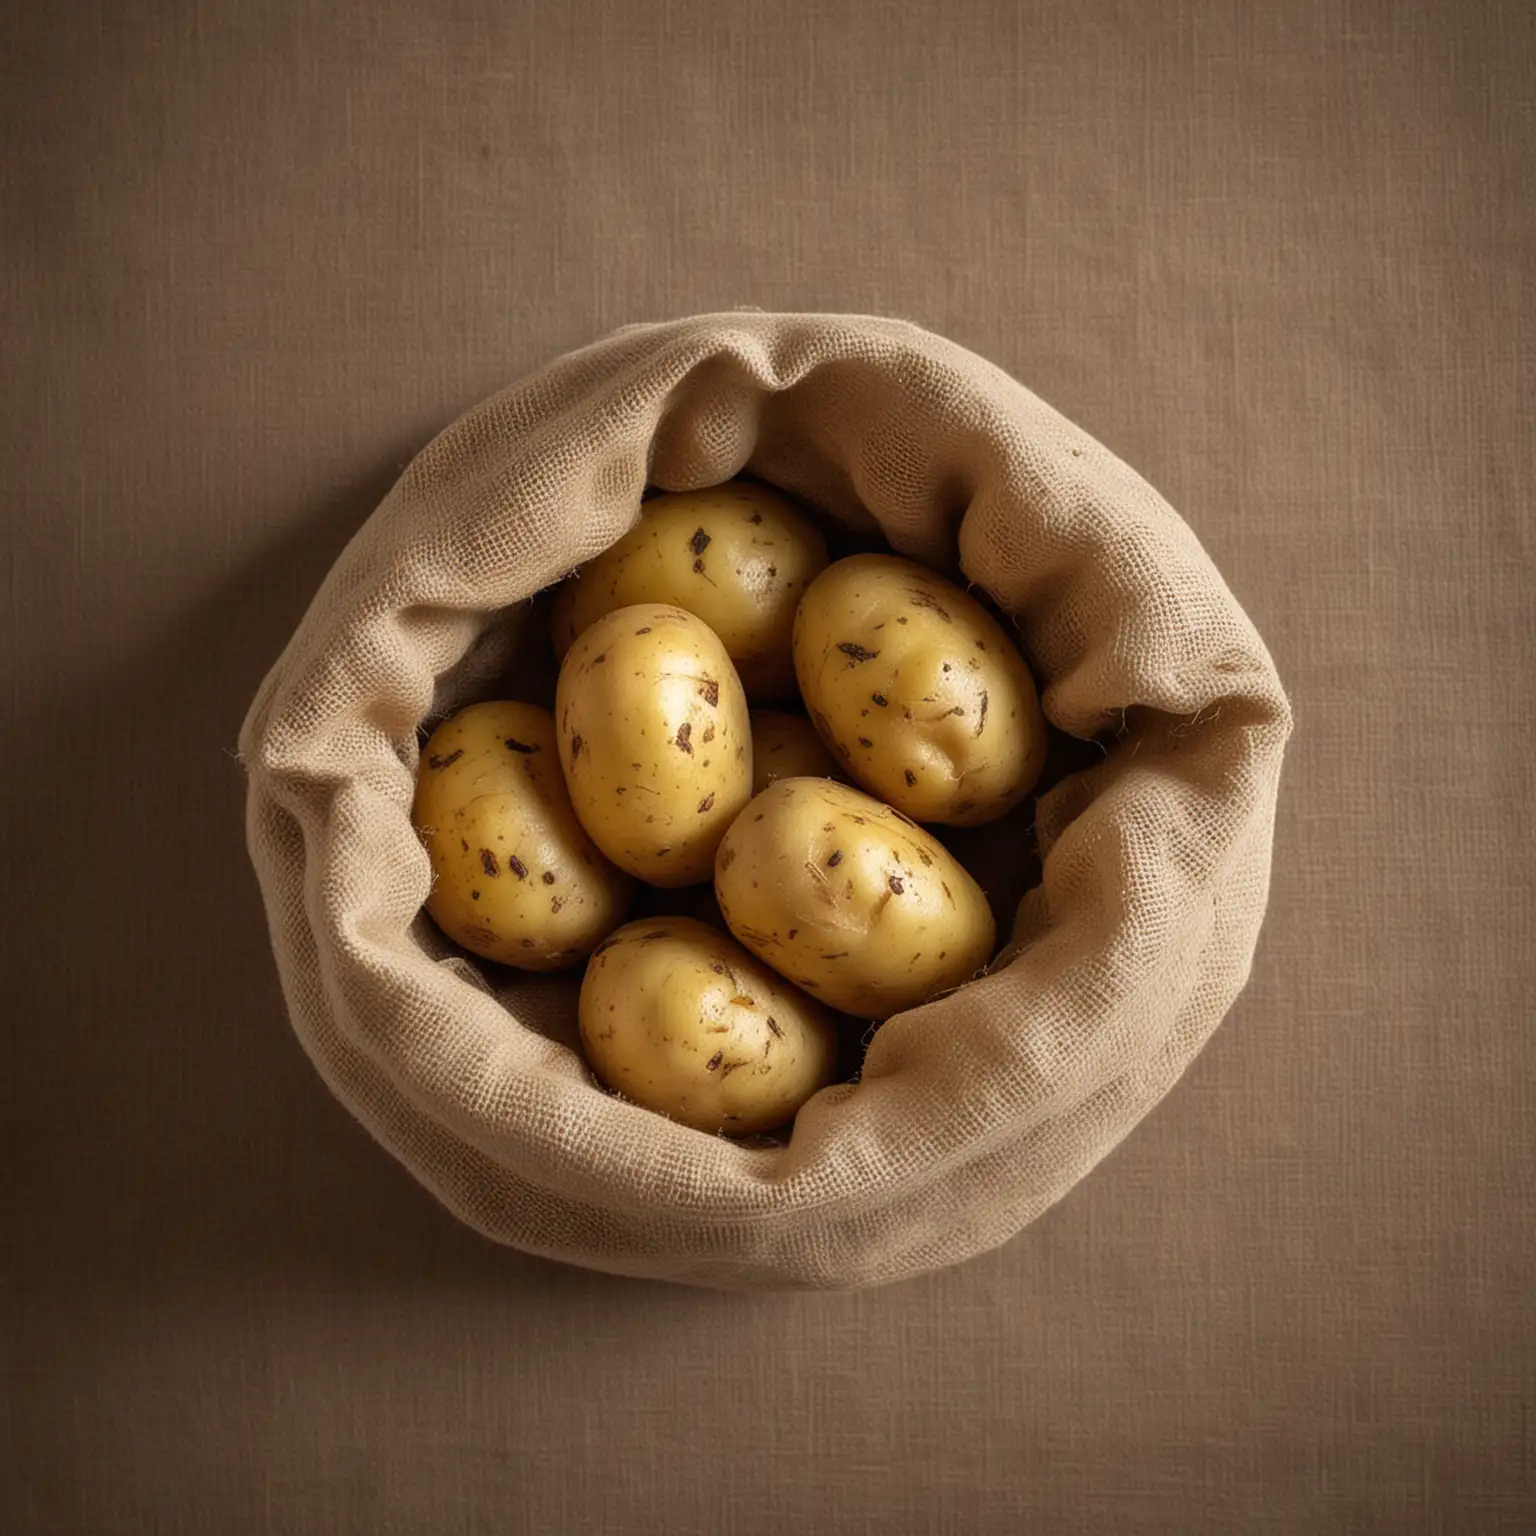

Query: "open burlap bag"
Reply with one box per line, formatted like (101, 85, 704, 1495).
(240, 312, 1291, 1291)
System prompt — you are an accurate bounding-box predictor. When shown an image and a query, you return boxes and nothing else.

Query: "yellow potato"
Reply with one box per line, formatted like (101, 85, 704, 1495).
(749, 709, 845, 796)
(551, 480, 828, 700)
(793, 553, 1047, 826)
(556, 604, 752, 887)
(412, 701, 633, 969)
(714, 778, 996, 1019)
(579, 916, 837, 1135)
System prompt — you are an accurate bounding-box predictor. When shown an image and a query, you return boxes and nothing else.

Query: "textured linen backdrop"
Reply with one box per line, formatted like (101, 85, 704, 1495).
(5, 0, 1532, 1530)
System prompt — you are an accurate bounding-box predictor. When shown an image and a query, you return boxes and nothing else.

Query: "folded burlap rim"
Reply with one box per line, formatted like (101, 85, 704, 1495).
(240, 312, 1292, 1291)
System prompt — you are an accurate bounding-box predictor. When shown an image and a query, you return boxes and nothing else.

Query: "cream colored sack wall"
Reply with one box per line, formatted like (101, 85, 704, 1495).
(239, 312, 1292, 1290)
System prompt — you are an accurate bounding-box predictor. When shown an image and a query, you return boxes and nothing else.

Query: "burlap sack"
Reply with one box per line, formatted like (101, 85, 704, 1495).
(240, 312, 1292, 1291)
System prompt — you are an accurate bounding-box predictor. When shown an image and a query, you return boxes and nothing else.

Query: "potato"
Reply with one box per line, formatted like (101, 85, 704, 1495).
(750, 709, 845, 796)
(551, 480, 829, 700)
(579, 917, 837, 1135)
(714, 778, 995, 1019)
(792, 553, 1047, 826)
(556, 604, 752, 887)
(412, 701, 633, 968)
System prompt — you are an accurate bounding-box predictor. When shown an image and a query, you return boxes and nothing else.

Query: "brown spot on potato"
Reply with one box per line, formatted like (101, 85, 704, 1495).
(729, 995, 754, 1008)
(904, 768, 917, 786)
(676, 722, 693, 754)
(872, 693, 888, 707)
(706, 1050, 724, 1071)
(748, 512, 763, 523)
(821, 951, 849, 960)
(889, 875, 905, 894)
(697, 793, 715, 813)
(689, 527, 711, 556)
(718, 843, 736, 870)
(471, 891, 481, 901)
(635, 626, 651, 634)
(593, 652, 607, 665)
(542, 871, 556, 884)
(699, 678, 720, 707)
(521, 938, 535, 948)
(918, 849, 933, 866)
(702, 723, 716, 743)
(428, 749, 463, 770)
(508, 855, 528, 879)
(550, 896, 565, 912)
(941, 882, 953, 900)
(479, 849, 499, 876)
(570, 734, 583, 761)
(837, 642, 879, 663)
(766, 1016, 783, 1038)
(460, 922, 497, 946)
(503, 737, 538, 754)
(977, 691, 989, 735)
(858, 736, 873, 748)
(826, 850, 843, 867)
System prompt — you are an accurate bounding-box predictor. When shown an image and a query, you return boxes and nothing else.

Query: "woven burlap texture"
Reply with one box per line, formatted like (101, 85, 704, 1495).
(239, 312, 1292, 1291)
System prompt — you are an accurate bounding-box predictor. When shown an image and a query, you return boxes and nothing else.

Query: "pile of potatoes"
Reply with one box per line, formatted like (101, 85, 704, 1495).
(412, 481, 1048, 1137)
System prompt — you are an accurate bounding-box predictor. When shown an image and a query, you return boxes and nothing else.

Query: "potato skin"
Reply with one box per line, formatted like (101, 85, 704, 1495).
(412, 701, 633, 969)
(551, 481, 829, 701)
(578, 917, 837, 1135)
(713, 778, 996, 1019)
(792, 553, 1047, 826)
(556, 604, 752, 887)
(749, 710, 845, 796)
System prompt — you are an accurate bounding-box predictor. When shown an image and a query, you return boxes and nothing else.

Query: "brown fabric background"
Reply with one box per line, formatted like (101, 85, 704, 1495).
(4, 0, 1531, 1529)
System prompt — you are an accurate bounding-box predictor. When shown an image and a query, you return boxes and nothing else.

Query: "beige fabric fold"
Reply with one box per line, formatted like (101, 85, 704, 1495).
(239, 311, 1292, 1290)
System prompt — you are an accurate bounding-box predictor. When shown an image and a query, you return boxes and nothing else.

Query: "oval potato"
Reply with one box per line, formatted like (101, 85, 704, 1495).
(714, 778, 995, 1018)
(579, 917, 837, 1135)
(749, 709, 845, 796)
(793, 553, 1047, 826)
(412, 701, 634, 968)
(551, 480, 829, 700)
(556, 604, 752, 887)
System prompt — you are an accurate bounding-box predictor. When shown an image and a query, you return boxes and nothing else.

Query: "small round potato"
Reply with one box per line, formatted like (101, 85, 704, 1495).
(556, 604, 752, 887)
(412, 701, 634, 969)
(793, 553, 1047, 826)
(579, 917, 837, 1135)
(714, 778, 996, 1019)
(749, 709, 845, 796)
(551, 480, 829, 700)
